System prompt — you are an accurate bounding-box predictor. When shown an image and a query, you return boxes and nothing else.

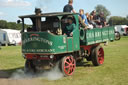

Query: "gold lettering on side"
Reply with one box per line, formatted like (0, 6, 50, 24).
(23, 49, 55, 53)
(22, 37, 53, 46)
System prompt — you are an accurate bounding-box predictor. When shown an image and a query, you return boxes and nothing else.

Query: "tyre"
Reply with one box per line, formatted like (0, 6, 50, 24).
(86, 47, 96, 61)
(91, 45, 104, 66)
(24, 60, 36, 74)
(60, 55, 76, 76)
(115, 32, 121, 40)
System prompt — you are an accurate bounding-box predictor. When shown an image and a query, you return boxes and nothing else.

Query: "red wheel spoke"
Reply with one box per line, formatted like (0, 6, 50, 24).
(67, 67, 71, 73)
(70, 68, 73, 73)
(71, 59, 74, 64)
(72, 64, 75, 66)
(98, 56, 104, 64)
(64, 65, 70, 69)
(98, 48, 104, 64)
(69, 57, 72, 63)
(65, 61, 70, 65)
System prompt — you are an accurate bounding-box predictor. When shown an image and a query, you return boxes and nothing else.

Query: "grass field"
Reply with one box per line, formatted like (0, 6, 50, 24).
(0, 36, 128, 85)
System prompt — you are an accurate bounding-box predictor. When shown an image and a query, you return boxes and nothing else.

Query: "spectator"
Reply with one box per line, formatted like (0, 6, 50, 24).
(63, 0, 76, 13)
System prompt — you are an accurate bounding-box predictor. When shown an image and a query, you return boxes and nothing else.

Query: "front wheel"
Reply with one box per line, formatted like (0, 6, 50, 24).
(60, 55, 76, 76)
(91, 45, 104, 66)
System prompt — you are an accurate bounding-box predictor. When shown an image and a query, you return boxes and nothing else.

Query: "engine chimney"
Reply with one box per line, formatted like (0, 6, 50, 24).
(35, 8, 42, 15)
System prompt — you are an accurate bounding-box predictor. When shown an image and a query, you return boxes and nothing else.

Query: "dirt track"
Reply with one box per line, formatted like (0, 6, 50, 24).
(0, 71, 9, 78)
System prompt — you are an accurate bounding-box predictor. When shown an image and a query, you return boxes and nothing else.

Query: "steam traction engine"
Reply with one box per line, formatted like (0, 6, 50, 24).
(19, 9, 115, 76)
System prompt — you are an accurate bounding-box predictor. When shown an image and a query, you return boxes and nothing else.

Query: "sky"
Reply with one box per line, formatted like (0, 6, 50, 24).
(0, 0, 128, 22)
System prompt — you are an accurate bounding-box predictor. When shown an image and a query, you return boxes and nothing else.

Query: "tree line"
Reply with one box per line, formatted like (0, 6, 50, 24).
(108, 16, 128, 26)
(0, 20, 28, 30)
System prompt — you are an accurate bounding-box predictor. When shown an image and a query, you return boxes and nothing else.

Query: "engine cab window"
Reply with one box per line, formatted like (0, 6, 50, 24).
(61, 15, 76, 37)
(22, 15, 76, 37)
(41, 16, 61, 35)
(23, 18, 33, 32)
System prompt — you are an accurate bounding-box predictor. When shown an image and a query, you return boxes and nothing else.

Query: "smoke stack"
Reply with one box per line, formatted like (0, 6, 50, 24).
(35, 8, 42, 15)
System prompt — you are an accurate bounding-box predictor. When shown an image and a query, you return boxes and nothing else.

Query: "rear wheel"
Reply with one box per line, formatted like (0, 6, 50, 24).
(91, 45, 104, 66)
(60, 55, 76, 76)
(24, 60, 36, 74)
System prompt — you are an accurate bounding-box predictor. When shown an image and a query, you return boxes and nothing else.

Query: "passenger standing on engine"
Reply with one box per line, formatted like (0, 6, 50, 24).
(63, 0, 76, 13)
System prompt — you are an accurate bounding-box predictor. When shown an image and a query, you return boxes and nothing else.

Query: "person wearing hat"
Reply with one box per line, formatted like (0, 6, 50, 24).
(63, 0, 76, 13)
(64, 17, 76, 37)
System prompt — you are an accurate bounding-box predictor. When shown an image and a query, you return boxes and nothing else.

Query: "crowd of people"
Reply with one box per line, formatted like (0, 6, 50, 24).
(63, 0, 107, 30)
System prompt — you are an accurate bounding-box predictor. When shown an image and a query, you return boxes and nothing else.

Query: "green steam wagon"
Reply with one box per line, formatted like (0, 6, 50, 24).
(18, 9, 115, 76)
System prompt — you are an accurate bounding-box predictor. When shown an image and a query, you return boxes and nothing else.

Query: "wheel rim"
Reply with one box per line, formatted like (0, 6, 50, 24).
(63, 56, 76, 76)
(98, 48, 104, 64)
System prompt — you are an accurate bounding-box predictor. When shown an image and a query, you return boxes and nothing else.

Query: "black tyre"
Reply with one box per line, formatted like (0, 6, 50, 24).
(60, 55, 76, 76)
(86, 47, 96, 61)
(24, 60, 36, 73)
(115, 31, 121, 40)
(91, 45, 104, 66)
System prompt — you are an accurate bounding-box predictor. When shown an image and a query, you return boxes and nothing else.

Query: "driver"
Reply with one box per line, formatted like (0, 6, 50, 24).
(64, 17, 76, 37)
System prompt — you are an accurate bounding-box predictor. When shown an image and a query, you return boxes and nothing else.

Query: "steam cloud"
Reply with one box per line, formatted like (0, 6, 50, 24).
(35, 0, 53, 12)
(10, 63, 64, 80)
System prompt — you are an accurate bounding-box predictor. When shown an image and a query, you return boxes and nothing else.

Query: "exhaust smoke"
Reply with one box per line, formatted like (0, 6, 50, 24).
(10, 62, 64, 80)
(35, 0, 53, 12)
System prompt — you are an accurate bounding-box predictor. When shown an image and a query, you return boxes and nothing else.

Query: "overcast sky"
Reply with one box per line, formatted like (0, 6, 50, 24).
(0, 0, 128, 22)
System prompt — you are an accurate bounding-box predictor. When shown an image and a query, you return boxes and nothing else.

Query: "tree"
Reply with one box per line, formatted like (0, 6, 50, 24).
(0, 20, 8, 28)
(95, 4, 111, 18)
(16, 23, 22, 30)
(7, 22, 17, 29)
(108, 16, 128, 26)
(126, 15, 128, 19)
(0, 19, 28, 30)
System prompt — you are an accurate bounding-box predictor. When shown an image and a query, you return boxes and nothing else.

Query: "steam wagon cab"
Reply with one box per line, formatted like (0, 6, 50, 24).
(19, 11, 80, 76)
(19, 9, 115, 76)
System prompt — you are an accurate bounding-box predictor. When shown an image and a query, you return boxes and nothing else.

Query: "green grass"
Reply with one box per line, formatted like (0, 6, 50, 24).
(0, 36, 128, 85)
(0, 46, 25, 73)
